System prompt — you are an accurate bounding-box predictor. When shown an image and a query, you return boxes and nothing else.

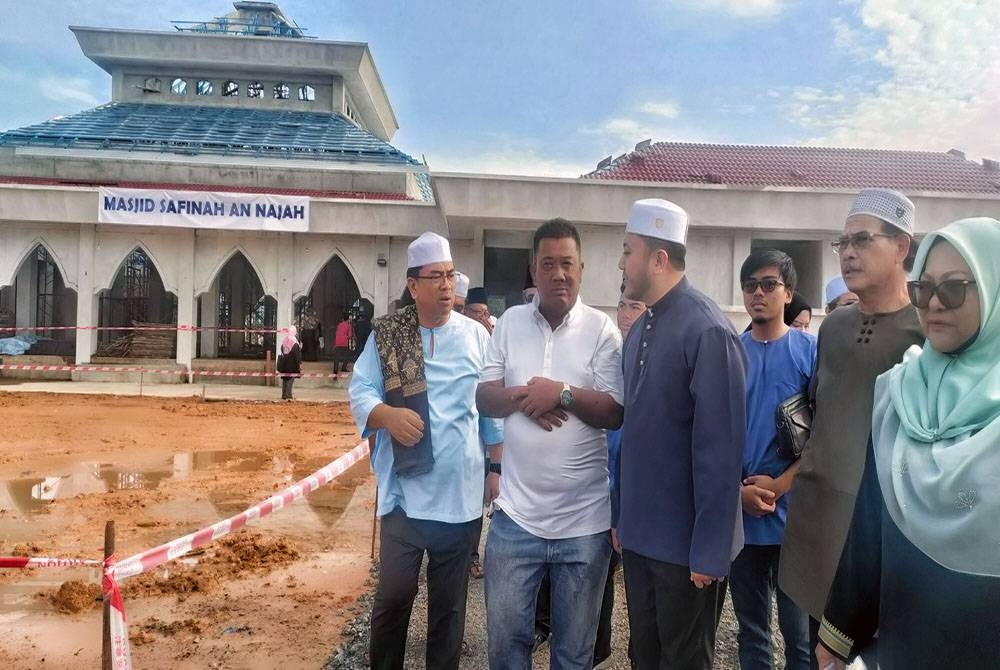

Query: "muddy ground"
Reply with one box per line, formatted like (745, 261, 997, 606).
(0, 392, 374, 669)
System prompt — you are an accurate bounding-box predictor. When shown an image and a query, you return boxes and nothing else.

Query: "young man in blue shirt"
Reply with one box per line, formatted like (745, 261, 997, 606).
(732, 248, 816, 670)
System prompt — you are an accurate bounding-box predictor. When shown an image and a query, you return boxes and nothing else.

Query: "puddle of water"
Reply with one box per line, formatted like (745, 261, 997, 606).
(292, 458, 369, 528)
(0, 450, 273, 514)
(204, 458, 370, 529)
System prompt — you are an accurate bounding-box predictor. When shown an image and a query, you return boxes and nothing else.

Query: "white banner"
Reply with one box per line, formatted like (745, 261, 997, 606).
(98, 187, 309, 232)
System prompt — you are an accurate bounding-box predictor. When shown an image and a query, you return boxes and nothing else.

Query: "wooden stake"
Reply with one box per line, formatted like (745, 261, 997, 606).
(102, 520, 115, 670)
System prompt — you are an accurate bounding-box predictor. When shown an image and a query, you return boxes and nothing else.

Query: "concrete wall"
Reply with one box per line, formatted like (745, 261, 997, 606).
(118, 70, 342, 115)
(71, 27, 399, 140)
(0, 150, 412, 197)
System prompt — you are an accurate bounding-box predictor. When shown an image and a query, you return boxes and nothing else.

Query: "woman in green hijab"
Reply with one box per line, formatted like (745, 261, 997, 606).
(815, 217, 1000, 670)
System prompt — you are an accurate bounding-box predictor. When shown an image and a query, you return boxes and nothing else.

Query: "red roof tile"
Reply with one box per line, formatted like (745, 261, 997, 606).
(583, 142, 1000, 194)
(0, 176, 415, 201)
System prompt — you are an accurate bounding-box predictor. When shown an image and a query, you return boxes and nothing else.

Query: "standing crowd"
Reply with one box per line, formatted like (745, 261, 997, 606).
(349, 187, 1000, 670)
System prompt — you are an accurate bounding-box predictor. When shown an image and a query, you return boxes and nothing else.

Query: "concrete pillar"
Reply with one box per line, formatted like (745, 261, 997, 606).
(373, 236, 390, 318)
(75, 225, 99, 364)
(471, 227, 485, 286)
(199, 276, 219, 359)
(274, 233, 295, 355)
(731, 231, 752, 305)
(175, 231, 196, 373)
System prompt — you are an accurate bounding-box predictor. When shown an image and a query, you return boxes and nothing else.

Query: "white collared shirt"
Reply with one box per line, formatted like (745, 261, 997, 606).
(480, 297, 624, 539)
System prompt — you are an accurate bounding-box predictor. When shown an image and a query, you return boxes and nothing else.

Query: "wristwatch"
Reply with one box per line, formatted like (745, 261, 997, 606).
(559, 382, 573, 409)
(488, 462, 502, 476)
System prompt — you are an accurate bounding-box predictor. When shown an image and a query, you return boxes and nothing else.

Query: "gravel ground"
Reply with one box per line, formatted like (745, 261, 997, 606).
(326, 520, 791, 670)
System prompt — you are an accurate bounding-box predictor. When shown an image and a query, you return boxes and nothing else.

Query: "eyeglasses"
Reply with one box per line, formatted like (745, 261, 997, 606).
(907, 279, 977, 309)
(740, 278, 786, 294)
(413, 270, 457, 284)
(465, 306, 490, 318)
(831, 232, 898, 254)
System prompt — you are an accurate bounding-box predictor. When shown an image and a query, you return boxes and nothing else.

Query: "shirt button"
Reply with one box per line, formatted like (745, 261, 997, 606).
(642, 342, 648, 348)
(645, 324, 652, 331)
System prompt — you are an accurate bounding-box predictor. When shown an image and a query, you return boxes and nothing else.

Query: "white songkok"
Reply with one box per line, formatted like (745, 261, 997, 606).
(824, 276, 850, 304)
(454, 271, 470, 298)
(407, 232, 452, 269)
(847, 188, 915, 235)
(625, 199, 689, 245)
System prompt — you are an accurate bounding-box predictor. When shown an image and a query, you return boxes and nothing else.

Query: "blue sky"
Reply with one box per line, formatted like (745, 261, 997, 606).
(2, 0, 998, 176)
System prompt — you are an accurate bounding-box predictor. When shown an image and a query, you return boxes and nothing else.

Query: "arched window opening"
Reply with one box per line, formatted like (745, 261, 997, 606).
(0, 245, 77, 355)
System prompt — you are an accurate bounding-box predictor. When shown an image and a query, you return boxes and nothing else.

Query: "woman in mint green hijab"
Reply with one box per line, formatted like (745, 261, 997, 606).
(816, 217, 1000, 670)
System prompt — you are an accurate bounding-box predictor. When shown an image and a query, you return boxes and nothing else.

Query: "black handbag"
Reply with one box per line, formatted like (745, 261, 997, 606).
(775, 392, 813, 459)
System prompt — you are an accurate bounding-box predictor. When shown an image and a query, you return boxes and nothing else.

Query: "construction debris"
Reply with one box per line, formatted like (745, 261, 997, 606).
(96, 321, 176, 358)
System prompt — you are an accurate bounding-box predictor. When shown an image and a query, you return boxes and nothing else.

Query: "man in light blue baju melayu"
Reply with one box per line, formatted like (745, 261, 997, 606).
(350, 231, 503, 670)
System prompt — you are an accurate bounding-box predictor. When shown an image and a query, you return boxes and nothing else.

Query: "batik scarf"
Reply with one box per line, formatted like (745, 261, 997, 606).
(372, 304, 434, 477)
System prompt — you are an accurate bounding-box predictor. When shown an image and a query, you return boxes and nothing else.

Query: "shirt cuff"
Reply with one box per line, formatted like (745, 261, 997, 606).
(352, 396, 382, 439)
(818, 616, 853, 661)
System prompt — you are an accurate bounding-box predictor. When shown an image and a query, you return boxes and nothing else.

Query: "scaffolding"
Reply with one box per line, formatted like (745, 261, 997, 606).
(172, 2, 312, 39)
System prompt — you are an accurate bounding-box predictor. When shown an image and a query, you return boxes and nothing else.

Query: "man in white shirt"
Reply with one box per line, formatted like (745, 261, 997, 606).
(477, 218, 624, 670)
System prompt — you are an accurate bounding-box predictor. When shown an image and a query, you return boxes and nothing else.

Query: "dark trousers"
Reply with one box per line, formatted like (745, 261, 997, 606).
(622, 550, 726, 670)
(729, 545, 811, 670)
(370, 507, 479, 670)
(596, 550, 631, 663)
(280, 376, 295, 399)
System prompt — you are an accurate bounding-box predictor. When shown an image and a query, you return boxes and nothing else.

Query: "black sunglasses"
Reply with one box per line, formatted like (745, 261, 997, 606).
(907, 279, 977, 309)
(740, 278, 786, 294)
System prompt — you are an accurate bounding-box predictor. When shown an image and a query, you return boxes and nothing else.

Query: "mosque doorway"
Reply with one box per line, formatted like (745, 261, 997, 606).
(97, 247, 178, 357)
(295, 255, 360, 361)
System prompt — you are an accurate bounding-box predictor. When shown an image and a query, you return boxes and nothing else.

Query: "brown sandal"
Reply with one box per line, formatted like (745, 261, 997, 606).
(470, 558, 484, 579)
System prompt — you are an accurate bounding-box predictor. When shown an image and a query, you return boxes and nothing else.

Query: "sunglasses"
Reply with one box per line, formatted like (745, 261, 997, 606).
(740, 278, 786, 294)
(907, 279, 977, 309)
(831, 231, 898, 254)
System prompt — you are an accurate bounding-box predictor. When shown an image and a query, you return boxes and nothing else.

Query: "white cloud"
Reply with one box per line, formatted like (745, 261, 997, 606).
(673, 0, 790, 19)
(639, 101, 681, 119)
(581, 98, 683, 147)
(38, 77, 101, 108)
(788, 0, 1000, 159)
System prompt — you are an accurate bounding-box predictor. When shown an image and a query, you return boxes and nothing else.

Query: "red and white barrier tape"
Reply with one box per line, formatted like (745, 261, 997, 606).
(103, 555, 132, 670)
(0, 324, 293, 333)
(0, 556, 101, 568)
(0, 440, 370, 670)
(0, 364, 346, 379)
(112, 439, 370, 581)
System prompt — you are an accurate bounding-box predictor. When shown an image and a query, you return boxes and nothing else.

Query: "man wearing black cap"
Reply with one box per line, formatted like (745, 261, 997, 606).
(464, 287, 493, 335)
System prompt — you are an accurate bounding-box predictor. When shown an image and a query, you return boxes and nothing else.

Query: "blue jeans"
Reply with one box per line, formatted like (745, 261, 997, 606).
(484, 508, 611, 670)
(729, 544, 811, 670)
